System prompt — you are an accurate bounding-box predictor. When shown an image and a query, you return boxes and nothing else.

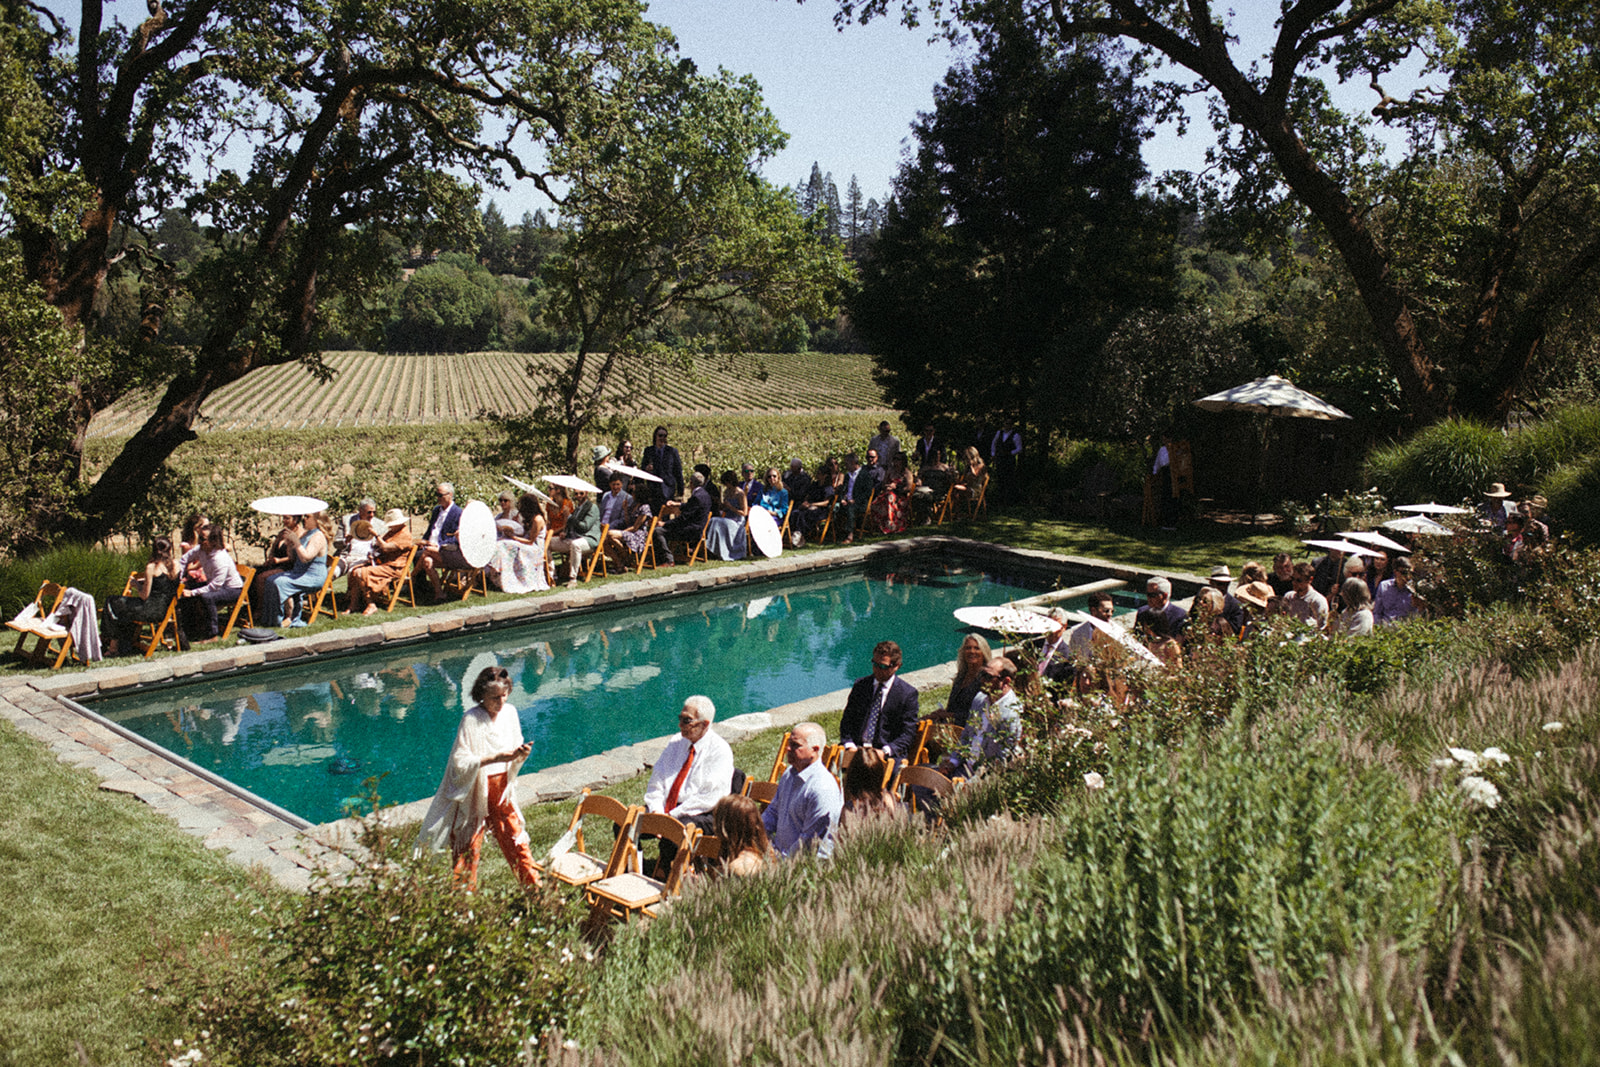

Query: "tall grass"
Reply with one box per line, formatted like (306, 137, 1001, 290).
(0, 542, 148, 619)
(1365, 417, 1509, 504)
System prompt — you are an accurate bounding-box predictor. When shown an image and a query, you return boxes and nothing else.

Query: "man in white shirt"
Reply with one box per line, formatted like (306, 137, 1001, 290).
(1282, 561, 1329, 632)
(643, 695, 735, 870)
(867, 421, 900, 472)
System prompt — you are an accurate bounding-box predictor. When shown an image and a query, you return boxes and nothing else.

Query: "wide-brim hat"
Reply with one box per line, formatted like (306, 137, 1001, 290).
(1209, 564, 1232, 583)
(1484, 482, 1512, 499)
(351, 519, 374, 540)
(382, 508, 409, 530)
(1236, 581, 1274, 609)
(591, 444, 611, 463)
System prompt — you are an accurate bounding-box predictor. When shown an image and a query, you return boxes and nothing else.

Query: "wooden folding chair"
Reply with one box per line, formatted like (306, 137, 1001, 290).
(608, 513, 660, 575)
(441, 558, 489, 601)
(908, 718, 964, 766)
(898, 764, 964, 821)
(854, 489, 876, 539)
(139, 593, 184, 658)
(304, 556, 342, 625)
(967, 473, 990, 519)
(220, 565, 256, 640)
(777, 501, 795, 543)
(821, 743, 845, 774)
(384, 547, 418, 612)
(7, 581, 78, 669)
(931, 483, 957, 525)
(836, 746, 896, 789)
(535, 790, 640, 889)
(763, 730, 792, 782)
(583, 524, 610, 582)
(680, 514, 712, 566)
(741, 779, 779, 810)
(585, 813, 697, 926)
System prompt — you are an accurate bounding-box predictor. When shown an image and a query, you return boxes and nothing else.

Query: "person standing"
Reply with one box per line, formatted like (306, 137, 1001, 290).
(640, 425, 684, 509)
(415, 666, 540, 891)
(868, 420, 901, 472)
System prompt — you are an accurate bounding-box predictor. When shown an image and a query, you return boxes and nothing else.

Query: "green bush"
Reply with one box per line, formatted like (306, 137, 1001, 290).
(911, 715, 1460, 1061)
(1507, 404, 1600, 486)
(154, 820, 589, 1066)
(1538, 453, 1600, 544)
(0, 542, 148, 619)
(1364, 417, 1508, 505)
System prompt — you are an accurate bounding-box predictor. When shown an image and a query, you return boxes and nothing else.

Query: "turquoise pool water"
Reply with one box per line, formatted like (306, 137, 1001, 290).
(91, 558, 1064, 823)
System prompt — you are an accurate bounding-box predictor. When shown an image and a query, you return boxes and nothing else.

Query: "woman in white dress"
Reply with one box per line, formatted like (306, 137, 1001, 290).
(416, 666, 541, 890)
(484, 493, 550, 594)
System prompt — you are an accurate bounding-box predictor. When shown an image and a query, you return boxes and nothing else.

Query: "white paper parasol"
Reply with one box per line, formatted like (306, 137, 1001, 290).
(1383, 515, 1455, 535)
(608, 461, 663, 484)
(1193, 375, 1351, 420)
(543, 473, 602, 494)
(1342, 529, 1411, 553)
(251, 495, 328, 516)
(748, 506, 783, 558)
(456, 500, 497, 568)
(1065, 612, 1164, 667)
(502, 475, 552, 506)
(954, 605, 1057, 634)
(1394, 502, 1473, 515)
(1303, 538, 1381, 557)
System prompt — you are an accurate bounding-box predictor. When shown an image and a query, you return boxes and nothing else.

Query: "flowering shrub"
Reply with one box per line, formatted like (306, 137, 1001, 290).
(149, 817, 589, 1066)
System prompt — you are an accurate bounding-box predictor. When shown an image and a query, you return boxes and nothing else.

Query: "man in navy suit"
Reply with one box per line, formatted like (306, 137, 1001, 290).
(640, 425, 684, 508)
(415, 481, 465, 601)
(839, 639, 920, 759)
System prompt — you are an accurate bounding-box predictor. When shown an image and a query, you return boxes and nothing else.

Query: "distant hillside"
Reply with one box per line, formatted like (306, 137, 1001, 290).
(87, 351, 888, 437)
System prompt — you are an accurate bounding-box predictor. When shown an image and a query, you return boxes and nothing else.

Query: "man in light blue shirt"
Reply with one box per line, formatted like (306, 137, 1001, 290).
(762, 721, 843, 859)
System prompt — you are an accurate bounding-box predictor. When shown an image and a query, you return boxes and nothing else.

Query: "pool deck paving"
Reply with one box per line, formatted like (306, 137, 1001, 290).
(0, 536, 1202, 891)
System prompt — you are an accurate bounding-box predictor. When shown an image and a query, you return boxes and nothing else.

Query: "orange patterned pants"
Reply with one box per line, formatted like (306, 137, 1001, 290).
(452, 771, 541, 891)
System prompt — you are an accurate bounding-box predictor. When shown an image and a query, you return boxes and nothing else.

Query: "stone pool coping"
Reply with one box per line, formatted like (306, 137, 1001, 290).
(0, 536, 1204, 890)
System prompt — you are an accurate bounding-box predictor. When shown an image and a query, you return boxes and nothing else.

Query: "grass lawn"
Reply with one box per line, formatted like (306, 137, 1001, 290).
(0, 721, 266, 1067)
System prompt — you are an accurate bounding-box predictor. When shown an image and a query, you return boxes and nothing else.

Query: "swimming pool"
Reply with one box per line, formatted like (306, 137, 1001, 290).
(90, 557, 1070, 823)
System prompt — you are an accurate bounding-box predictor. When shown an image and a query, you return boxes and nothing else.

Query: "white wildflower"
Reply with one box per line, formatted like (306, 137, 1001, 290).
(1543, 721, 1565, 733)
(1459, 775, 1501, 809)
(1447, 747, 1483, 773)
(1481, 746, 1511, 765)
(1433, 758, 1457, 770)
(1083, 772, 1105, 790)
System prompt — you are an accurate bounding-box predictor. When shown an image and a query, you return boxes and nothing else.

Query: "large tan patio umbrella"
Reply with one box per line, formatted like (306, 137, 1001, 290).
(1193, 375, 1351, 524)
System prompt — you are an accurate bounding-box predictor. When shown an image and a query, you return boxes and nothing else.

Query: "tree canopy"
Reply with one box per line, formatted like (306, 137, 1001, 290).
(1, 0, 782, 549)
(840, 0, 1600, 427)
(851, 22, 1176, 444)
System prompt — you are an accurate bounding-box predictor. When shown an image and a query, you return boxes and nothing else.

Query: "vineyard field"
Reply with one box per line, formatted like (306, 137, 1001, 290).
(87, 351, 888, 437)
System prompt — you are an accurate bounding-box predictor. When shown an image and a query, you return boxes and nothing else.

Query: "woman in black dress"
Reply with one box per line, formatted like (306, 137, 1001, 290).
(104, 538, 182, 656)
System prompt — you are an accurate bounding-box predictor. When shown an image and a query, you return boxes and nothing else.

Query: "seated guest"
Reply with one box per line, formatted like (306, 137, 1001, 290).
(927, 634, 991, 727)
(1506, 514, 1528, 561)
(612, 437, 638, 494)
(1374, 556, 1416, 625)
(1240, 560, 1269, 588)
(604, 492, 669, 569)
(1482, 482, 1512, 529)
(1338, 576, 1375, 636)
(643, 695, 734, 872)
(1521, 495, 1550, 546)
(1067, 592, 1115, 669)
(1312, 548, 1343, 599)
(1282, 561, 1329, 632)
(700, 471, 749, 561)
(756, 467, 789, 522)
(1208, 564, 1247, 634)
(942, 656, 1022, 778)
(836, 453, 876, 544)
(711, 795, 774, 877)
(1135, 576, 1187, 642)
(1195, 587, 1235, 640)
(598, 472, 633, 531)
(798, 456, 842, 539)
(342, 499, 377, 545)
(737, 462, 764, 510)
(177, 525, 244, 643)
(1267, 553, 1295, 598)
(659, 470, 712, 551)
(351, 509, 418, 613)
(1035, 607, 1075, 685)
(483, 496, 548, 596)
(1234, 580, 1275, 636)
(951, 446, 986, 510)
(839, 639, 919, 759)
(549, 487, 600, 586)
(342, 519, 378, 579)
(720, 469, 749, 520)
(869, 453, 913, 535)
(493, 491, 524, 539)
(840, 748, 900, 826)
(762, 722, 844, 859)
(415, 482, 465, 602)
(104, 537, 182, 656)
(545, 484, 573, 529)
(782, 458, 812, 505)
(269, 513, 331, 627)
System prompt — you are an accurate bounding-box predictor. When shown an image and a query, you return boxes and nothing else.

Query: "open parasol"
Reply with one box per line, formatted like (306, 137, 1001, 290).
(502, 475, 552, 506)
(1341, 529, 1411, 554)
(748, 506, 783, 558)
(954, 605, 1057, 634)
(456, 500, 497, 568)
(542, 473, 602, 494)
(1303, 538, 1381, 557)
(607, 461, 663, 484)
(1394, 502, 1473, 515)
(1193, 375, 1351, 420)
(1383, 515, 1455, 536)
(251, 495, 328, 516)
(1065, 612, 1164, 667)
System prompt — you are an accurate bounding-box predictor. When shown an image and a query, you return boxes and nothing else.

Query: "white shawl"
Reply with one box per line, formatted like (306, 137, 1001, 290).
(415, 705, 527, 856)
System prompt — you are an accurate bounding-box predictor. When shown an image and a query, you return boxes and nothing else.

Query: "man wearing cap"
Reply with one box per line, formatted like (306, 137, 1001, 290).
(350, 508, 415, 615)
(1208, 564, 1247, 635)
(1482, 482, 1512, 529)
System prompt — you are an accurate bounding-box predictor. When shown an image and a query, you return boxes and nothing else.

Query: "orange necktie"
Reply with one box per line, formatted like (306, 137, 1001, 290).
(664, 743, 696, 812)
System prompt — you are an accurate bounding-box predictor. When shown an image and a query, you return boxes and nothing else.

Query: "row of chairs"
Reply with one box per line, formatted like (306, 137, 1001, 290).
(742, 721, 966, 817)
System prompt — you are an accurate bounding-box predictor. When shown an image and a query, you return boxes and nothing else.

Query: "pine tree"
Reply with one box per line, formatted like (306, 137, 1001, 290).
(845, 176, 866, 255)
(801, 162, 825, 218)
(481, 201, 512, 273)
(823, 172, 842, 241)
